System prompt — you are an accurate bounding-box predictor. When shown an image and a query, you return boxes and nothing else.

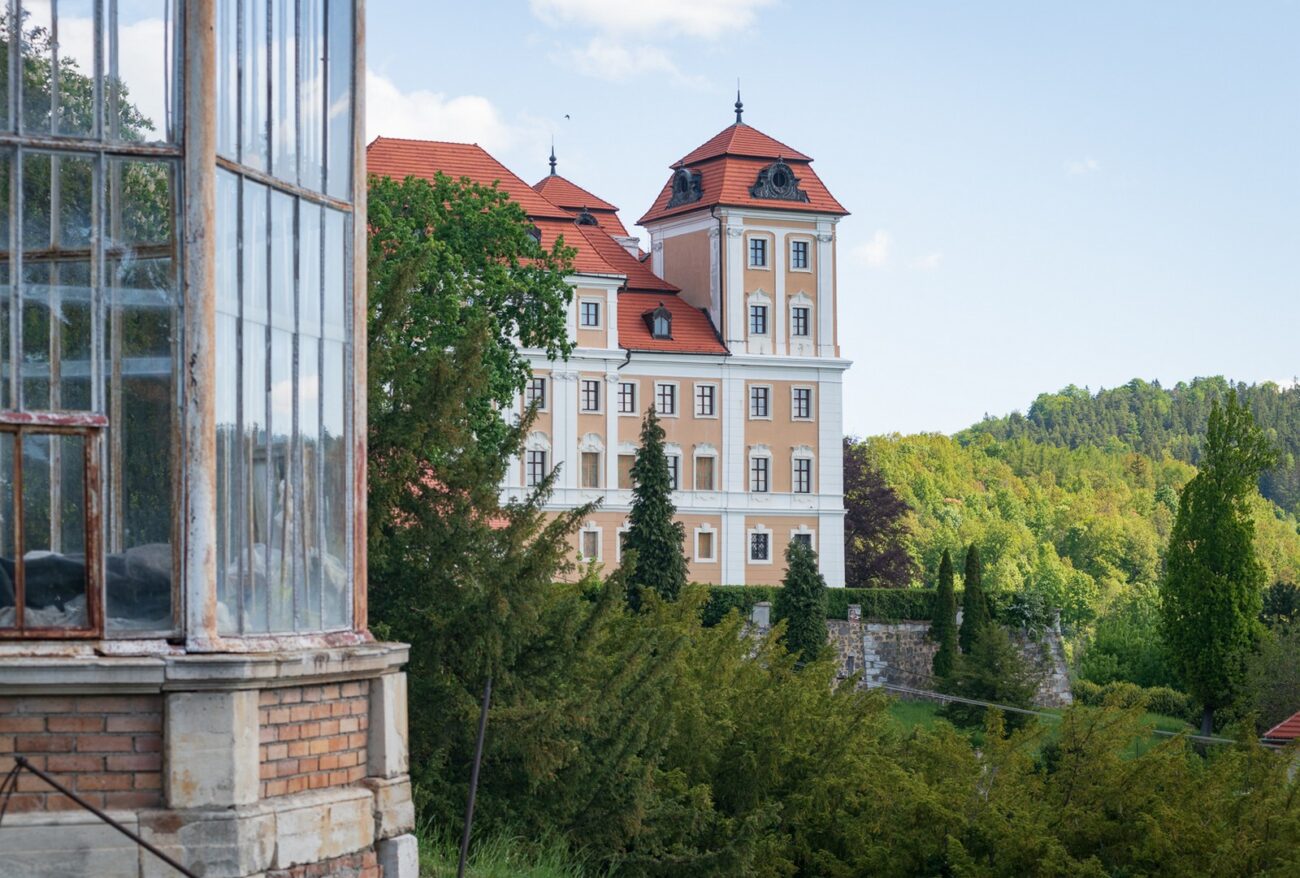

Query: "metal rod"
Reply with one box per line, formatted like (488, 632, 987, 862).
(11, 757, 199, 877)
(457, 675, 493, 878)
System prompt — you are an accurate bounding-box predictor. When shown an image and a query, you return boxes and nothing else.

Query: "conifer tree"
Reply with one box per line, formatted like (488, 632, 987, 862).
(1160, 394, 1277, 735)
(623, 407, 687, 609)
(774, 539, 829, 663)
(959, 543, 990, 654)
(930, 549, 959, 678)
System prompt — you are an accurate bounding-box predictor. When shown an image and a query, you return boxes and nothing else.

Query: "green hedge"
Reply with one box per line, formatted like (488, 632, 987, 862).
(702, 586, 949, 626)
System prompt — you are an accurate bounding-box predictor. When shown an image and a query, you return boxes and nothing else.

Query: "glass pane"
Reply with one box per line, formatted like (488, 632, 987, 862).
(299, 0, 325, 192)
(321, 338, 346, 628)
(270, 0, 296, 181)
(0, 433, 14, 628)
(325, 0, 352, 200)
(268, 326, 292, 630)
(215, 312, 239, 633)
(299, 203, 321, 336)
(21, 152, 95, 411)
(269, 191, 293, 330)
(241, 0, 268, 170)
(322, 208, 345, 340)
(105, 158, 176, 632)
(0, 150, 11, 410)
(107, 0, 176, 142)
(20, 0, 56, 134)
(0, 8, 8, 132)
(242, 179, 269, 632)
(216, 0, 238, 157)
(299, 335, 319, 629)
(54, 0, 97, 138)
(22, 432, 88, 629)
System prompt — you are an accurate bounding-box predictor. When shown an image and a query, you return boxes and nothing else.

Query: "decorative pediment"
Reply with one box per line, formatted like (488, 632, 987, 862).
(750, 158, 809, 203)
(575, 207, 599, 226)
(667, 167, 702, 208)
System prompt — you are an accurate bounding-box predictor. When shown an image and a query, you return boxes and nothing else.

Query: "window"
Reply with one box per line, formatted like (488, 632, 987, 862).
(749, 304, 768, 336)
(655, 383, 678, 416)
(750, 457, 770, 493)
(526, 377, 548, 410)
(618, 382, 637, 414)
(526, 450, 549, 487)
(647, 303, 673, 339)
(750, 386, 771, 419)
(580, 379, 601, 412)
(618, 454, 635, 489)
(695, 384, 717, 417)
(580, 529, 601, 562)
(792, 387, 813, 420)
(695, 530, 716, 563)
(791, 240, 810, 270)
(792, 532, 814, 550)
(617, 528, 631, 561)
(750, 532, 771, 563)
(793, 458, 813, 494)
(792, 306, 810, 337)
(667, 456, 681, 491)
(580, 300, 601, 328)
(749, 237, 768, 268)
(695, 456, 716, 492)
(581, 452, 601, 489)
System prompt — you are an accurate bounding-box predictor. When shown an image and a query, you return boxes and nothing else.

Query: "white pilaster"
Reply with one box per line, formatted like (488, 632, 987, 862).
(724, 219, 745, 347)
(815, 223, 834, 357)
(817, 370, 845, 587)
(774, 233, 786, 357)
(722, 511, 746, 586)
(708, 226, 721, 331)
(818, 512, 846, 587)
(651, 236, 664, 277)
(605, 372, 620, 491)
(552, 372, 578, 490)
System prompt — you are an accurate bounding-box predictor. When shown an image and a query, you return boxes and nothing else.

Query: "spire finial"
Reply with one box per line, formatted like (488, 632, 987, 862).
(548, 139, 557, 176)
(734, 82, 743, 125)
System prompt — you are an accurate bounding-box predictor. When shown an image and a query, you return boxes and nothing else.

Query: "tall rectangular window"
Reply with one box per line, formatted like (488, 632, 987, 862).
(655, 383, 677, 416)
(618, 454, 635, 489)
(792, 532, 813, 550)
(793, 458, 812, 494)
(749, 305, 768, 336)
(750, 532, 770, 562)
(580, 379, 601, 412)
(750, 457, 770, 493)
(580, 300, 601, 327)
(525, 377, 547, 410)
(580, 452, 601, 489)
(791, 240, 809, 269)
(750, 386, 770, 419)
(580, 530, 600, 561)
(749, 237, 767, 267)
(792, 387, 813, 420)
(667, 456, 680, 491)
(695, 456, 715, 492)
(696, 530, 716, 562)
(618, 382, 637, 414)
(695, 384, 716, 417)
(792, 306, 810, 337)
(526, 450, 548, 487)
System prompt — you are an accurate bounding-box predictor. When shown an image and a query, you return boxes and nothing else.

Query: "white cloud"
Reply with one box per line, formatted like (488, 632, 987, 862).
(911, 252, 944, 271)
(366, 71, 521, 153)
(1065, 157, 1101, 176)
(529, 0, 775, 39)
(853, 230, 894, 268)
(562, 37, 682, 81)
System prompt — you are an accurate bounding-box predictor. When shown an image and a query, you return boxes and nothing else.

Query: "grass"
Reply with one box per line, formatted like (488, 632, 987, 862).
(417, 825, 589, 878)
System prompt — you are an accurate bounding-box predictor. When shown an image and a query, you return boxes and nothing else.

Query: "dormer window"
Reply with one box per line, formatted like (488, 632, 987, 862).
(645, 303, 673, 339)
(667, 167, 702, 208)
(750, 158, 809, 203)
(527, 224, 542, 244)
(575, 207, 598, 226)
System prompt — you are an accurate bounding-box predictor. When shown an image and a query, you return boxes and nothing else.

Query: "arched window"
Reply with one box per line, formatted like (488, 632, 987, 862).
(645, 303, 673, 339)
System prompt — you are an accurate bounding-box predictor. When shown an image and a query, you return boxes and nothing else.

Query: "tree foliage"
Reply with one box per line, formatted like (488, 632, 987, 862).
(773, 540, 828, 664)
(843, 437, 917, 588)
(1161, 394, 1278, 732)
(958, 544, 990, 654)
(623, 407, 687, 609)
(930, 549, 958, 678)
(941, 625, 1039, 730)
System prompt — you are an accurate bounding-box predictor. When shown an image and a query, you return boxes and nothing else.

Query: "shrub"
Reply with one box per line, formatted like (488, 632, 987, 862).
(1099, 681, 1150, 710)
(1143, 686, 1193, 721)
(1072, 678, 1103, 706)
(700, 586, 777, 627)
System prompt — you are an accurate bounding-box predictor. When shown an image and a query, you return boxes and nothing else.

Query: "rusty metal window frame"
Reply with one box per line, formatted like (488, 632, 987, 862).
(0, 2, 185, 640)
(212, 0, 355, 636)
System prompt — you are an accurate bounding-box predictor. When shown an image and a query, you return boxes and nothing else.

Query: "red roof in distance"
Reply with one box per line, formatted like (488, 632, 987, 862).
(1264, 710, 1300, 742)
(534, 174, 631, 237)
(676, 123, 811, 166)
(618, 292, 726, 355)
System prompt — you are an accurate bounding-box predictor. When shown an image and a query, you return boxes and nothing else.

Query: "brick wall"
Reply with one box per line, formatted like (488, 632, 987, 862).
(0, 694, 163, 812)
(259, 682, 369, 798)
(265, 847, 380, 878)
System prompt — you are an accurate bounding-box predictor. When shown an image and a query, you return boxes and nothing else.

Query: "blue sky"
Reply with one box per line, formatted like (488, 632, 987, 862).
(366, 1, 1300, 436)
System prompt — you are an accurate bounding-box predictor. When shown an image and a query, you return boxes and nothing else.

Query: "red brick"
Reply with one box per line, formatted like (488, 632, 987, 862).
(328, 770, 349, 786)
(298, 757, 319, 773)
(286, 775, 309, 794)
(135, 736, 162, 753)
(263, 778, 288, 797)
(265, 743, 289, 761)
(302, 687, 323, 703)
(339, 717, 360, 734)
(106, 714, 161, 733)
(75, 696, 143, 714)
(0, 736, 13, 754)
(320, 685, 341, 700)
(104, 791, 161, 809)
(289, 706, 312, 722)
(268, 707, 292, 725)
(17, 696, 76, 714)
(0, 717, 46, 733)
(347, 733, 366, 749)
(349, 701, 366, 716)
(318, 719, 340, 737)
(16, 735, 74, 753)
(308, 773, 330, 790)
(340, 682, 366, 698)
(299, 722, 322, 739)
(17, 771, 71, 792)
(319, 754, 341, 770)
(259, 690, 280, 707)
(280, 688, 303, 705)
(47, 754, 103, 772)
(135, 773, 161, 790)
(278, 724, 302, 742)
(3, 792, 46, 812)
(260, 725, 278, 744)
(260, 762, 277, 781)
(48, 716, 106, 733)
(76, 735, 133, 753)
(330, 702, 350, 718)
(107, 753, 161, 772)
(287, 740, 310, 758)
(77, 773, 133, 792)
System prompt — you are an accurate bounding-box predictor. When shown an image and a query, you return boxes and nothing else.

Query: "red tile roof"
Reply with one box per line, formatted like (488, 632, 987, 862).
(1264, 710, 1300, 742)
(367, 137, 572, 220)
(676, 123, 812, 166)
(534, 174, 619, 212)
(639, 154, 847, 225)
(571, 225, 676, 293)
(618, 292, 727, 355)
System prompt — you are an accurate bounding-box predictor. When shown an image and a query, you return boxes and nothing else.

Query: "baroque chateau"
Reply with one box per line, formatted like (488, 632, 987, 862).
(368, 100, 851, 586)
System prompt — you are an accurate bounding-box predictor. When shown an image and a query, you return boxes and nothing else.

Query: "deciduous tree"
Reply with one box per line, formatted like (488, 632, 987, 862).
(843, 438, 917, 588)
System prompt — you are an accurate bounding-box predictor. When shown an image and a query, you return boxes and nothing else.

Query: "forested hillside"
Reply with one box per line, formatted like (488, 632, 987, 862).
(962, 377, 1300, 514)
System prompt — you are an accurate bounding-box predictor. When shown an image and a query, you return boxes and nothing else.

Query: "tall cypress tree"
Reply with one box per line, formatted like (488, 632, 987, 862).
(774, 540, 829, 664)
(930, 549, 959, 678)
(623, 407, 687, 610)
(958, 543, 990, 654)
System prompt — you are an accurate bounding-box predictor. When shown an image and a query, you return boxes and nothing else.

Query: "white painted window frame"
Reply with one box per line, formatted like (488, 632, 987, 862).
(617, 380, 638, 415)
(747, 233, 771, 269)
(579, 522, 604, 562)
(747, 524, 774, 565)
(654, 381, 680, 417)
(791, 384, 815, 421)
(749, 384, 773, 420)
(694, 524, 719, 563)
(693, 444, 719, 491)
(694, 381, 719, 418)
(578, 298, 603, 329)
(789, 236, 813, 272)
(579, 377, 603, 413)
